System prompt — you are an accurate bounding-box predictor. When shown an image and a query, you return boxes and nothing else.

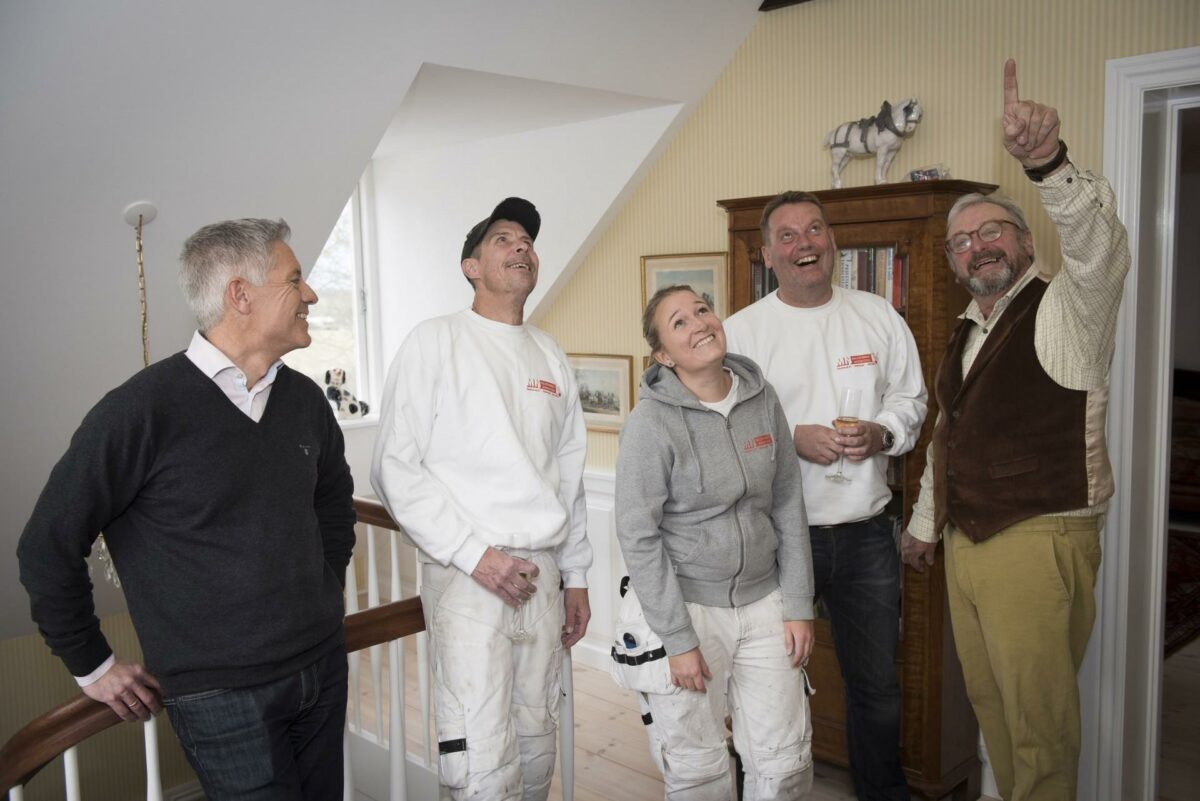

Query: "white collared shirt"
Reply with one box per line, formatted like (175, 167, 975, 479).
(184, 330, 283, 422)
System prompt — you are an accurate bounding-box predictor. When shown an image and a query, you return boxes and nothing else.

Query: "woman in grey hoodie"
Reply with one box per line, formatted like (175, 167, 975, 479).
(613, 285, 816, 800)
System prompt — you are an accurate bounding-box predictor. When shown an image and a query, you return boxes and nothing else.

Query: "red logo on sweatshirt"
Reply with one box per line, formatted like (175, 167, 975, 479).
(743, 434, 775, 453)
(836, 352, 879, 370)
(526, 379, 561, 397)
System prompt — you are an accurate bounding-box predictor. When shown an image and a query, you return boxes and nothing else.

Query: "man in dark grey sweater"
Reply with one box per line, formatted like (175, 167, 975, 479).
(17, 218, 356, 800)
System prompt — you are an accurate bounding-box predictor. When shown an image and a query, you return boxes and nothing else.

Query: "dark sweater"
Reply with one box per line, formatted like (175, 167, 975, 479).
(17, 354, 357, 695)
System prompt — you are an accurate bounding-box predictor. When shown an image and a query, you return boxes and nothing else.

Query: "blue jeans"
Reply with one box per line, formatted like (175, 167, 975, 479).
(810, 514, 909, 801)
(164, 644, 348, 801)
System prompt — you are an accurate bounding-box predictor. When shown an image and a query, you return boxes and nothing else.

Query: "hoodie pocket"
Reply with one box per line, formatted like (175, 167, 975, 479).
(672, 523, 742, 582)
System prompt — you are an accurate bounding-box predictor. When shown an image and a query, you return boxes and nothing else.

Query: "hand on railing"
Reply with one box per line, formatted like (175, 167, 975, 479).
(81, 659, 162, 722)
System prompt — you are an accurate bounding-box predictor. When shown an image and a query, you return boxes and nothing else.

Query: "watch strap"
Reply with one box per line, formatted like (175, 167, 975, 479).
(1023, 139, 1068, 183)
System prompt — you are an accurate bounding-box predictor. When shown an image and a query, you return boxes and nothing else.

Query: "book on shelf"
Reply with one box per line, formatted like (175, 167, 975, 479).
(836, 246, 905, 312)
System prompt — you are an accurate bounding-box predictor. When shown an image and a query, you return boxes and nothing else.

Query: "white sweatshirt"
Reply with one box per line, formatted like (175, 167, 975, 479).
(724, 287, 927, 526)
(370, 310, 592, 587)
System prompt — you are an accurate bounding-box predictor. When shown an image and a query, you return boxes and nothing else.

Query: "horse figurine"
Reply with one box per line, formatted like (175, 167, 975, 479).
(823, 98, 923, 189)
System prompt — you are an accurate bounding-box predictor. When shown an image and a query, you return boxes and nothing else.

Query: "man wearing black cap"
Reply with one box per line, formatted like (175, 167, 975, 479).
(371, 198, 592, 801)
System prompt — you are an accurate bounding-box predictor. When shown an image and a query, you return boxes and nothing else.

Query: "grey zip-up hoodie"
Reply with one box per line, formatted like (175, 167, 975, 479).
(615, 353, 814, 656)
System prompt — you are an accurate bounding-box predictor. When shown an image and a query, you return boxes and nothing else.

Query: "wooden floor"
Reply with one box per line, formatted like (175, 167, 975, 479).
(1158, 636, 1200, 801)
(353, 634, 1200, 800)
(350, 639, 859, 800)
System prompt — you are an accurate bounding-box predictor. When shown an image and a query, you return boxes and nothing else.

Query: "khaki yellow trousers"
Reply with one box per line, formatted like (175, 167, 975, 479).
(943, 516, 1102, 801)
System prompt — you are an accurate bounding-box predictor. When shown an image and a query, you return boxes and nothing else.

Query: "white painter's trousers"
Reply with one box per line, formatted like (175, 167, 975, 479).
(635, 590, 814, 800)
(421, 550, 564, 801)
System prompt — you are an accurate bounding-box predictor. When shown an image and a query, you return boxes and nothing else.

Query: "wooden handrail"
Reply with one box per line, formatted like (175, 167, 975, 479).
(352, 495, 396, 529)
(1, 497, 421, 794)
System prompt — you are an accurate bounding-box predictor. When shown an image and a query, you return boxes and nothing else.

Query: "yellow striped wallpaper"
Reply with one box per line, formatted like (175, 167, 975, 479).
(0, 613, 195, 800)
(535, 0, 1200, 471)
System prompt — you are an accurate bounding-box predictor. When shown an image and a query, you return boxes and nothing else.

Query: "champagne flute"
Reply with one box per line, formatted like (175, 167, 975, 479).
(512, 571, 535, 643)
(826, 388, 862, 484)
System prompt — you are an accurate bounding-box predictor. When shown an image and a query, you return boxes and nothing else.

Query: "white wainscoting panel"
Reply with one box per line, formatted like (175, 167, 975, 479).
(574, 470, 624, 673)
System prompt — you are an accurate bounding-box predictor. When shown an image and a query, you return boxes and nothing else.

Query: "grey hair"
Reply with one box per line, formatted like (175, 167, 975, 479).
(945, 193, 1030, 268)
(179, 218, 291, 332)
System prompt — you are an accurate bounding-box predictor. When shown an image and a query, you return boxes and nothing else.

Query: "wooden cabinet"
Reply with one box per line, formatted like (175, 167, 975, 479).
(717, 180, 997, 801)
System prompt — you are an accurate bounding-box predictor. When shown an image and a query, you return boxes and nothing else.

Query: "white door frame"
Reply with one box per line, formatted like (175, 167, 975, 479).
(1098, 45, 1200, 801)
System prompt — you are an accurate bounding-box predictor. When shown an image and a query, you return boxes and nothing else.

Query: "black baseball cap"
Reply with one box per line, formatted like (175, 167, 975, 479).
(460, 197, 541, 261)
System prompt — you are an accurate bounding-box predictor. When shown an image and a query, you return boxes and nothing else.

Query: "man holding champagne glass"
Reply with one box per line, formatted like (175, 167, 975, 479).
(725, 190, 927, 801)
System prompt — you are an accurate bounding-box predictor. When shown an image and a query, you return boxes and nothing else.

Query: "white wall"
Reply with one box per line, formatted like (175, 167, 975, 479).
(0, 0, 416, 637)
(370, 104, 683, 360)
(0, 0, 759, 640)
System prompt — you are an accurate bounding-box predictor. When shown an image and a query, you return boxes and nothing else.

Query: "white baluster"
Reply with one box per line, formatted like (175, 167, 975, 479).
(559, 650, 574, 801)
(388, 637, 407, 801)
(345, 556, 363, 730)
(143, 719, 162, 801)
(366, 526, 384, 741)
(10, 784, 25, 800)
(389, 530, 408, 800)
(416, 561, 432, 767)
(63, 746, 80, 801)
(343, 729, 355, 801)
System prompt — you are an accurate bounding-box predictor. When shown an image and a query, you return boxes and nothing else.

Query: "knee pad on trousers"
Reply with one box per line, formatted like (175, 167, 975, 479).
(663, 743, 729, 786)
(745, 759, 814, 801)
(517, 731, 557, 801)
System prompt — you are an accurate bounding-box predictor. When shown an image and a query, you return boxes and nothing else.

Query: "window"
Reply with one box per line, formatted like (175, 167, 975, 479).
(283, 186, 373, 415)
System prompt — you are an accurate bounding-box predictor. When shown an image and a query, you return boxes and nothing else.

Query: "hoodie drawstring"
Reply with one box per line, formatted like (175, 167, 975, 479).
(676, 405, 704, 493)
(762, 403, 777, 462)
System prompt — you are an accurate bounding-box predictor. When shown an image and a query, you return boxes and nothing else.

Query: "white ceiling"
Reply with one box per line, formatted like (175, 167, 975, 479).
(374, 64, 673, 158)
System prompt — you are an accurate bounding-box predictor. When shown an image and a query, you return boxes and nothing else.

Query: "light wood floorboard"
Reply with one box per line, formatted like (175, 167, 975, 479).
(351, 639, 859, 800)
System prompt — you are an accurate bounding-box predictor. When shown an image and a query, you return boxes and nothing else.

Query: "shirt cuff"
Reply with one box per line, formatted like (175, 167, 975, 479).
(783, 594, 815, 621)
(560, 570, 589, 589)
(907, 513, 939, 544)
(75, 654, 116, 688)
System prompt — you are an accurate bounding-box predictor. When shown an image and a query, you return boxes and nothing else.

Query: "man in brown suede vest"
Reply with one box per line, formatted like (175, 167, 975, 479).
(900, 61, 1130, 801)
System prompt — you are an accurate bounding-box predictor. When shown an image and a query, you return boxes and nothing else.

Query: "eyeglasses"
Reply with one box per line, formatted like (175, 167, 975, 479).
(945, 220, 1023, 254)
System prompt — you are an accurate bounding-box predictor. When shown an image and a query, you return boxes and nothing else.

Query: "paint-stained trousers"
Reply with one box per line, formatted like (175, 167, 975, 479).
(641, 591, 814, 801)
(421, 550, 564, 801)
(943, 516, 1102, 801)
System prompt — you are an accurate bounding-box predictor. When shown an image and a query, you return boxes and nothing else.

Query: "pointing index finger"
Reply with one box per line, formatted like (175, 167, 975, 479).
(1003, 58, 1020, 110)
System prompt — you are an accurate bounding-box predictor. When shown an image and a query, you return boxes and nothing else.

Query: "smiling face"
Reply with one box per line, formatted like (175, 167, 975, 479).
(946, 201, 1035, 303)
(651, 289, 727, 375)
(761, 201, 838, 307)
(463, 219, 539, 301)
(248, 240, 318, 358)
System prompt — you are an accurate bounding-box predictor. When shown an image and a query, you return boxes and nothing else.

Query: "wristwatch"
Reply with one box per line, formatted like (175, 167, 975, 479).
(880, 425, 896, 453)
(1023, 139, 1069, 183)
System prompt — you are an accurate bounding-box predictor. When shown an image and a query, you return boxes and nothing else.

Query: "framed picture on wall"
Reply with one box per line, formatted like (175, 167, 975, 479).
(640, 252, 729, 319)
(567, 353, 635, 431)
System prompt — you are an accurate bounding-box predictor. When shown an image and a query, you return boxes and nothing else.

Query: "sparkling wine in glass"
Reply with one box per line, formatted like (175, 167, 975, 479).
(512, 572, 535, 643)
(826, 388, 862, 484)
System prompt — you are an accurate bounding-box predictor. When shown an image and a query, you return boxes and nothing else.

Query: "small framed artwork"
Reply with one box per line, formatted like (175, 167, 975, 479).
(641, 252, 729, 319)
(568, 354, 635, 432)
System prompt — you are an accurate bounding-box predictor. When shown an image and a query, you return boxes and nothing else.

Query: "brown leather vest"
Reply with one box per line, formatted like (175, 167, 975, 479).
(932, 279, 1089, 543)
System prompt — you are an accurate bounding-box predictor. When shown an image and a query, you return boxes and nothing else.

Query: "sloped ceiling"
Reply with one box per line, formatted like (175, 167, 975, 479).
(0, 0, 762, 637)
(374, 64, 672, 158)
